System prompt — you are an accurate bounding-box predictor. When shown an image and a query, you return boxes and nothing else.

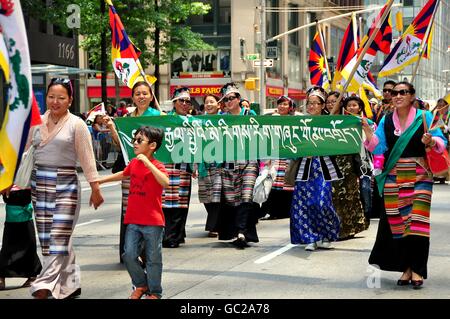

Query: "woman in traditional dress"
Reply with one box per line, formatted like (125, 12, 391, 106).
(162, 87, 194, 248)
(363, 81, 447, 289)
(259, 95, 295, 220)
(28, 78, 104, 299)
(331, 96, 369, 240)
(285, 87, 342, 251)
(196, 94, 222, 237)
(216, 83, 259, 249)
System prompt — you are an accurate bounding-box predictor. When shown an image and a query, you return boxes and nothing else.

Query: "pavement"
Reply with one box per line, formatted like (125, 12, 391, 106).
(1, 171, 449, 301)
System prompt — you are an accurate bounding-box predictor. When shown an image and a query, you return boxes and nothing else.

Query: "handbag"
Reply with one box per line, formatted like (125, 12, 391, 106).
(253, 163, 277, 204)
(14, 128, 40, 188)
(14, 146, 35, 188)
(422, 112, 450, 176)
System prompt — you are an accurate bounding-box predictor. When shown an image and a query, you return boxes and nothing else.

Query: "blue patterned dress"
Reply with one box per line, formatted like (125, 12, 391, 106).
(290, 157, 340, 244)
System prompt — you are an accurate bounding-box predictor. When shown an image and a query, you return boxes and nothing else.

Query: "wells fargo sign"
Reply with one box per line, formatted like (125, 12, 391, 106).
(170, 85, 223, 97)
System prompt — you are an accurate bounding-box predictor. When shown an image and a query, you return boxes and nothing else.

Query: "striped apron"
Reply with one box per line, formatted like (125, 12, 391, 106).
(384, 158, 432, 239)
(31, 165, 80, 256)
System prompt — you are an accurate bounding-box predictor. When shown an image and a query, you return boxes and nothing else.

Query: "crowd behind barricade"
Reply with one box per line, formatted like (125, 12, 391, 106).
(1, 78, 449, 299)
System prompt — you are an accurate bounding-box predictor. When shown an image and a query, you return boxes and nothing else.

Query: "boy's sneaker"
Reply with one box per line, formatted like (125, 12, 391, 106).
(129, 286, 148, 299)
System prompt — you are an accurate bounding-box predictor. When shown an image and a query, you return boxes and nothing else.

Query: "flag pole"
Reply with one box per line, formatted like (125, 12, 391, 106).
(331, 0, 394, 114)
(317, 22, 331, 87)
(410, 0, 440, 84)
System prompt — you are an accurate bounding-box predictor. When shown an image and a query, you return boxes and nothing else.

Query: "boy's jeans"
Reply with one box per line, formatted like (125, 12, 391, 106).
(123, 224, 164, 296)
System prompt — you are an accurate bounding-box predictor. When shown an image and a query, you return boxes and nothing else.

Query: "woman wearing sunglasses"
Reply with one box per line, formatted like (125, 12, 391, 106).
(215, 83, 259, 249)
(106, 81, 162, 262)
(160, 87, 194, 248)
(363, 82, 447, 289)
(24, 78, 104, 299)
(285, 88, 342, 251)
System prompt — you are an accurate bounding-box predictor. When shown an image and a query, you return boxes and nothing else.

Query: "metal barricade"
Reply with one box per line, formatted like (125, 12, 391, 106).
(89, 126, 119, 170)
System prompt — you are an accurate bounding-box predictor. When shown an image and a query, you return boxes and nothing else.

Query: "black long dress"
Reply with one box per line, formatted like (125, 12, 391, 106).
(0, 190, 42, 279)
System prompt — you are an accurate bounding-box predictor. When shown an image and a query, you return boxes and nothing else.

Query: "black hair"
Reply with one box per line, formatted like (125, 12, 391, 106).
(47, 78, 74, 99)
(203, 94, 220, 103)
(134, 126, 164, 151)
(437, 98, 448, 105)
(383, 80, 396, 88)
(172, 86, 190, 100)
(343, 96, 364, 114)
(239, 98, 250, 107)
(132, 81, 156, 108)
(393, 81, 416, 94)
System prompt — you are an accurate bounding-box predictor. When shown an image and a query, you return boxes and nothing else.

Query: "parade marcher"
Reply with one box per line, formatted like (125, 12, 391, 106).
(381, 80, 396, 114)
(432, 98, 450, 183)
(259, 95, 295, 220)
(27, 78, 104, 299)
(99, 126, 168, 299)
(325, 91, 340, 114)
(162, 87, 194, 248)
(106, 81, 162, 262)
(0, 186, 42, 291)
(239, 98, 251, 112)
(196, 94, 222, 237)
(363, 81, 447, 289)
(285, 87, 342, 251)
(341, 96, 373, 229)
(216, 83, 259, 248)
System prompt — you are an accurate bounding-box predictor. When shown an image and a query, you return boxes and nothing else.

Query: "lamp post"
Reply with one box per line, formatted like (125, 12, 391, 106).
(259, 0, 266, 114)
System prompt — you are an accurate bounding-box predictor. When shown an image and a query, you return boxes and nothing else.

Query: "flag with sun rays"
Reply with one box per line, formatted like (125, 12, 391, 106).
(308, 29, 330, 90)
(379, 0, 439, 77)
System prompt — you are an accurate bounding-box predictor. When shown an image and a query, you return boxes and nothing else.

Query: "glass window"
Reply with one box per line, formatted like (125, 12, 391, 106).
(288, 47, 300, 82)
(266, 0, 279, 38)
(219, 0, 231, 24)
(288, 4, 299, 46)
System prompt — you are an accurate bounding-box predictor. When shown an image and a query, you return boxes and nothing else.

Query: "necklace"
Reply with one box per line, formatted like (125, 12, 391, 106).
(50, 115, 60, 125)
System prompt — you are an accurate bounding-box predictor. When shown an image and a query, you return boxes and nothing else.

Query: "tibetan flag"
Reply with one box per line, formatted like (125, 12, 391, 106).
(87, 102, 106, 118)
(308, 29, 330, 90)
(379, 0, 439, 77)
(0, 1, 42, 191)
(332, 16, 358, 91)
(359, 87, 373, 119)
(341, 2, 392, 92)
(422, 24, 434, 59)
(107, 0, 156, 88)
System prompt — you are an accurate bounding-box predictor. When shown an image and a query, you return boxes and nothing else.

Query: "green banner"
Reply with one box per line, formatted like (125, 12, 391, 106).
(114, 115, 362, 164)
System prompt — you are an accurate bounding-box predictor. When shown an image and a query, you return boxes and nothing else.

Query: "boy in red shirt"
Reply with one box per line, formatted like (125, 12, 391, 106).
(99, 126, 169, 299)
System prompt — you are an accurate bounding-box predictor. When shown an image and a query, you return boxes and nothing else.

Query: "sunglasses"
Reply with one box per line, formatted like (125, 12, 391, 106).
(391, 89, 411, 97)
(131, 137, 150, 145)
(178, 99, 192, 105)
(382, 88, 392, 93)
(50, 77, 73, 93)
(223, 95, 238, 103)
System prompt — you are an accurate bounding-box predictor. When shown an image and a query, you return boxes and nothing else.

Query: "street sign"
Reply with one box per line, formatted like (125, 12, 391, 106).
(253, 59, 274, 68)
(246, 53, 260, 61)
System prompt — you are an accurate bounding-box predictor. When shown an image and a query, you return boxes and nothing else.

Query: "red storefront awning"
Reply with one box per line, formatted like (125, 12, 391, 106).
(87, 86, 132, 98)
(288, 88, 307, 100)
